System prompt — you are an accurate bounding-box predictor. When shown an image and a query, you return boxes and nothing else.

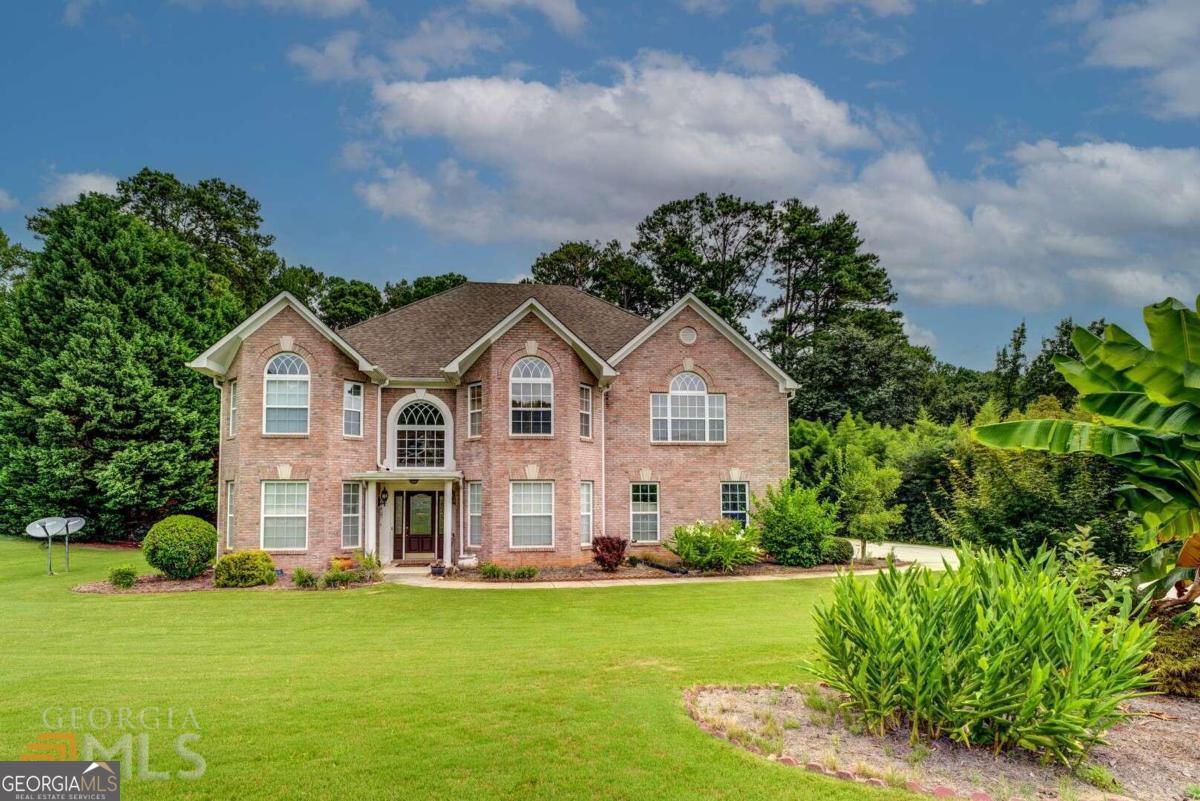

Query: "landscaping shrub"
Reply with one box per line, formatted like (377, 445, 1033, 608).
(819, 537, 854, 565)
(478, 563, 538, 580)
(214, 550, 276, 588)
(292, 567, 317, 589)
(1144, 613, 1200, 697)
(591, 536, 628, 572)
(810, 547, 1156, 763)
(320, 567, 355, 589)
(142, 514, 218, 579)
(353, 552, 382, 584)
(108, 565, 138, 589)
(752, 482, 839, 567)
(666, 520, 760, 573)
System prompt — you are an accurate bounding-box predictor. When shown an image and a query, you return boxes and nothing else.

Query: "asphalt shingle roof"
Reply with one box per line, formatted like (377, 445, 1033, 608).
(340, 282, 651, 379)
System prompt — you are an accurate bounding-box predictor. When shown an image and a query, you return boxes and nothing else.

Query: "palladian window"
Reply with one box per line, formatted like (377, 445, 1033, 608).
(651, 372, 725, 443)
(510, 356, 553, 435)
(395, 401, 447, 468)
(264, 353, 309, 435)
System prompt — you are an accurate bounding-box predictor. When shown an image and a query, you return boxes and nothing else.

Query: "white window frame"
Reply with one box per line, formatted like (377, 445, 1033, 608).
(650, 372, 726, 444)
(341, 482, 362, 549)
(263, 353, 310, 436)
(468, 481, 483, 548)
(467, 382, 483, 438)
(228, 379, 238, 438)
(509, 480, 555, 548)
(580, 480, 593, 547)
(260, 480, 309, 551)
(630, 482, 660, 543)
(343, 381, 363, 438)
(394, 399, 449, 468)
(510, 357, 554, 436)
(721, 481, 749, 527)
(225, 480, 235, 548)
(579, 384, 592, 439)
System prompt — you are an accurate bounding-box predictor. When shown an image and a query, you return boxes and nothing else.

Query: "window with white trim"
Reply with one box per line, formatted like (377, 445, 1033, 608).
(467, 382, 482, 437)
(228, 380, 238, 436)
(261, 480, 308, 550)
(395, 400, 447, 467)
(343, 381, 363, 437)
(579, 384, 592, 439)
(651, 372, 725, 443)
(580, 481, 593, 546)
(468, 481, 482, 547)
(341, 482, 361, 548)
(721, 482, 749, 527)
(631, 483, 659, 542)
(225, 480, 235, 547)
(510, 357, 553, 435)
(510, 480, 553, 547)
(264, 353, 309, 434)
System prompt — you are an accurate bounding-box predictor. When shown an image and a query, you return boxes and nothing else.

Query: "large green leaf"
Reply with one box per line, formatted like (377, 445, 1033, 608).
(1078, 392, 1200, 434)
(1144, 297, 1200, 364)
(1068, 327, 1141, 392)
(972, 419, 1142, 456)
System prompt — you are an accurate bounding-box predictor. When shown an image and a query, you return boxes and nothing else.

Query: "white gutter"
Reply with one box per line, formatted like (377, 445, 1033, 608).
(600, 384, 610, 538)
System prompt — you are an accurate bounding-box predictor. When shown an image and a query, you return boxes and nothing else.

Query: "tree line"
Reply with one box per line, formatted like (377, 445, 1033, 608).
(0, 167, 1099, 539)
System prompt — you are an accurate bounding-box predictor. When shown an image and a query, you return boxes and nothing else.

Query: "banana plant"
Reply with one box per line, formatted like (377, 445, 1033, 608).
(973, 297, 1200, 609)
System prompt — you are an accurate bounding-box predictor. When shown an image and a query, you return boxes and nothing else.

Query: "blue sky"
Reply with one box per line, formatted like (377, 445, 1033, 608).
(2, 0, 1199, 368)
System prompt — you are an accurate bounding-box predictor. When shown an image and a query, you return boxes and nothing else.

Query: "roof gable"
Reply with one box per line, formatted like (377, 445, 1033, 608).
(609, 294, 798, 393)
(186, 292, 385, 381)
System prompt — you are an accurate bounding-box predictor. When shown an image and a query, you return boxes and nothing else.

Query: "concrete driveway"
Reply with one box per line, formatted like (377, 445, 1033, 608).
(864, 541, 958, 570)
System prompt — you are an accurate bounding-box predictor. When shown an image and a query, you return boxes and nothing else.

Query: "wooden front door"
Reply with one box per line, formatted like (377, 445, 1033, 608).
(404, 491, 438, 556)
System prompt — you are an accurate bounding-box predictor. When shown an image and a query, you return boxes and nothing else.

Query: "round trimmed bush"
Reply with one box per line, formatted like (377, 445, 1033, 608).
(142, 515, 218, 579)
(214, 550, 277, 588)
(820, 537, 855, 565)
(753, 482, 840, 567)
(108, 565, 138, 589)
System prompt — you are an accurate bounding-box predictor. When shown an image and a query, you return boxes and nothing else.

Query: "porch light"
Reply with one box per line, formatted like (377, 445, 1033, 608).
(378, 487, 389, 506)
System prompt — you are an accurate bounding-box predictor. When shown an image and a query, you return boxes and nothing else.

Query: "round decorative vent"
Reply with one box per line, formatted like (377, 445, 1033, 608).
(679, 326, 698, 345)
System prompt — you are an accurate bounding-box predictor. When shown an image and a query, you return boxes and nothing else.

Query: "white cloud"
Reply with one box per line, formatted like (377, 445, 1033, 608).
(0, 189, 18, 211)
(63, 0, 99, 26)
(823, 20, 909, 63)
(359, 54, 876, 241)
(288, 30, 370, 82)
(902, 317, 938, 349)
(762, 0, 917, 16)
(1071, 0, 1200, 118)
(467, 0, 585, 34)
(42, 171, 119, 205)
(173, 0, 366, 16)
(680, 0, 731, 14)
(723, 25, 787, 74)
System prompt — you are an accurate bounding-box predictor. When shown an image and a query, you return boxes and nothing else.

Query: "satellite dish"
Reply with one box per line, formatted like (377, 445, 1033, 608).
(25, 517, 67, 575)
(65, 517, 85, 535)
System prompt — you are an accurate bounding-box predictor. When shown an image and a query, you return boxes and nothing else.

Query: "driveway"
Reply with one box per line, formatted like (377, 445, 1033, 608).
(864, 541, 958, 570)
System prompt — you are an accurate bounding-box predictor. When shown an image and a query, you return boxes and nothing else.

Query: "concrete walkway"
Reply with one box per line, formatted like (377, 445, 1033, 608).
(382, 541, 957, 590)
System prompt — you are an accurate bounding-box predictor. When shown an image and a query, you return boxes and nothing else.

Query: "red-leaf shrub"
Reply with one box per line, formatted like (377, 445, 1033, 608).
(592, 536, 628, 572)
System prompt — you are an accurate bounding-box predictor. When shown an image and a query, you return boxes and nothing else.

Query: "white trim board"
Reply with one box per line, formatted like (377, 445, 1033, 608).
(441, 298, 619, 385)
(609, 293, 798, 393)
(186, 292, 386, 382)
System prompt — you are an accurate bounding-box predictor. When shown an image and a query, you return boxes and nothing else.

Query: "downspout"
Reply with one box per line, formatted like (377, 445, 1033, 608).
(375, 381, 385, 470)
(600, 383, 611, 538)
(211, 377, 225, 548)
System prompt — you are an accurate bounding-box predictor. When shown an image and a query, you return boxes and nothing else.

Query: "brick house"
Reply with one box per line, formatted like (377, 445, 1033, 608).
(187, 283, 796, 570)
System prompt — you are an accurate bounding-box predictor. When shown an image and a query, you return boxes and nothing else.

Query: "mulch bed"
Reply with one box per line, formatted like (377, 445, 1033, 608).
(447, 557, 898, 583)
(73, 570, 380, 594)
(686, 684, 1200, 801)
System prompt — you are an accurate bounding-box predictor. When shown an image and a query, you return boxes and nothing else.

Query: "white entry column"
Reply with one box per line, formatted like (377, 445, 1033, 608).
(442, 480, 453, 564)
(364, 481, 377, 556)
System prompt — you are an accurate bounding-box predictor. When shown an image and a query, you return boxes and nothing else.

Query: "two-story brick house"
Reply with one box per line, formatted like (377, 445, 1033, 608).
(187, 282, 796, 569)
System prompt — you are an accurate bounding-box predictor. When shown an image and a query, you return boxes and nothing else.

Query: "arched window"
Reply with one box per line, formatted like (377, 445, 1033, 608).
(395, 400, 447, 467)
(651, 371, 725, 443)
(264, 353, 309, 434)
(510, 356, 553, 435)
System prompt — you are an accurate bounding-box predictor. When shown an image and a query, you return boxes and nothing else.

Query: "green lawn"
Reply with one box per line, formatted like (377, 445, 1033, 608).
(0, 538, 895, 800)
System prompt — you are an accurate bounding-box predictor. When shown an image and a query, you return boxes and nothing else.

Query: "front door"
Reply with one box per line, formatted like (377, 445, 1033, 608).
(404, 491, 438, 557)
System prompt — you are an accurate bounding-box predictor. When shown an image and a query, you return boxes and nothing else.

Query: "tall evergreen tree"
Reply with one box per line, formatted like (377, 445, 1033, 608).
(319, 277, 384, 329)
(0, 194, 240, 539)
(1019, 317, 1106, 411)
(992, 321, 1027, 415)
(527, 241, 664, 317)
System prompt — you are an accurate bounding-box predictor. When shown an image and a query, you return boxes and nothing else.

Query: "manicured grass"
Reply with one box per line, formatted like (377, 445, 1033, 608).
(0, 538, 896, 800)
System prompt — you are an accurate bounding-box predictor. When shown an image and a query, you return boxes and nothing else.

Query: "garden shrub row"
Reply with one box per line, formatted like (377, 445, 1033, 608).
(214, 550, 276, 588)
(479, 563, 538, 580)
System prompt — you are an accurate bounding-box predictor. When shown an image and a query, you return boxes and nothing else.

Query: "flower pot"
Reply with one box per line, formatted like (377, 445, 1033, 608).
(430, 564, 446, 577)
(331, 556, 353, 571)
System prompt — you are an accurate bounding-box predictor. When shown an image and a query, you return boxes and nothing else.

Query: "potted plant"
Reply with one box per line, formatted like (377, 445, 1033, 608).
(430, 559, 447, 577)
(331, 555, 354, 571)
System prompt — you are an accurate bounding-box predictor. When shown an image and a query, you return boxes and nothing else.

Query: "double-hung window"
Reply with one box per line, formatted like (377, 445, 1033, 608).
(651, 372, 725, 443)
(261, 480, 308, 550)
(510, 481, 553, 547)
(228, 380, 238, 436)
(468, 482, 483, 547)
(264, 353, 309, 434)
(580, 481, 593, 546)
(579, 385, 592, 439)
(721, 482, 749, 527)
(343, 381, 363, 437)
(467, 383, 483, 437)
(510, 357, 553, 435)
(630, 483, 659, 543)
(225, 480, 235, 548)
(341, 483, 361, 548)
